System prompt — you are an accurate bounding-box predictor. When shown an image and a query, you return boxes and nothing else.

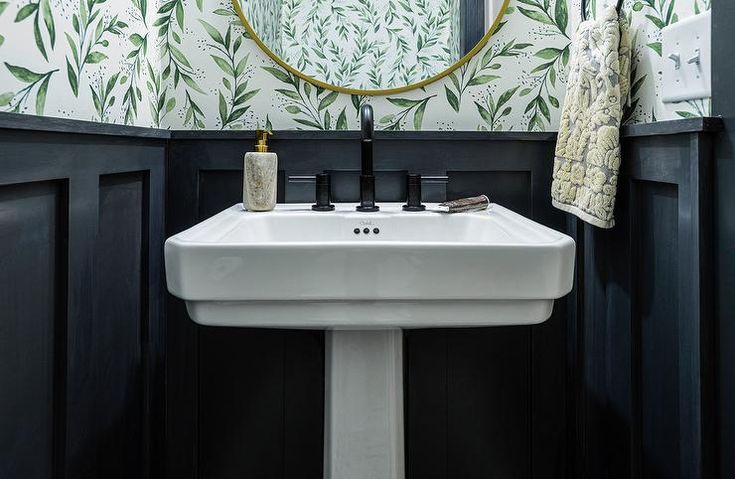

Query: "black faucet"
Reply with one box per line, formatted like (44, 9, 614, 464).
(357, 104, 379, 212)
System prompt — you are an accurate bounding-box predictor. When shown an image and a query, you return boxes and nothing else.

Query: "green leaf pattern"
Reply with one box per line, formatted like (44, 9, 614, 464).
(200, 20, 260, 129)
(0, 0, 712, 129)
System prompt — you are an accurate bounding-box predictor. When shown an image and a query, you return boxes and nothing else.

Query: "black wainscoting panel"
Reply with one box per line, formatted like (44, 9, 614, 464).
(636, 181, 680, 479)
(198, 328, 285, 479)
(447, 328, 532, 479)
(0, 181, 66, 479)
(327, 169, 408, 202)
(0, 126, 166, 479)
(198, 169, 286, 220)
(404, 331, 448, 479)
(68, 172, 146, 478)
(447, 170, 532, 215)
(197, 328, 324, 479)
(578, 131, 716, 479)
(282, 331, 325, 478)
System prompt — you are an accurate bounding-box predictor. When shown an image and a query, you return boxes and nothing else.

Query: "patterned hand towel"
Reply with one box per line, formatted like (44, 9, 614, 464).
(551, 6, 631, 229)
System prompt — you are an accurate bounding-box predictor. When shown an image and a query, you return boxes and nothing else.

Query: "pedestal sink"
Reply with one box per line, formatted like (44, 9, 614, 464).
(165, 203, 575, 479)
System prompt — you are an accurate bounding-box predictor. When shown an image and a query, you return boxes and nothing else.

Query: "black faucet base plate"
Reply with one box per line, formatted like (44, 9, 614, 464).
(356, 205, 380, 212)
(402, 205, 426, 212)
(312, 204, 335, 212)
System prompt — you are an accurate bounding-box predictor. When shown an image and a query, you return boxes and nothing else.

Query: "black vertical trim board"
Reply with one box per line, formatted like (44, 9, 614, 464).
(0, 180, 66, 479)
(577, 130, 718, 479)
(0, 126, 166, 479)
(0, 112, 722, 479)
(713, 2, 735, 478)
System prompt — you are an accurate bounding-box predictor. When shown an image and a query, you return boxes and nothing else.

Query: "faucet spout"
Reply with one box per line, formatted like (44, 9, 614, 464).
(361, 105, 373, 175)
(357, 104, 379, 212)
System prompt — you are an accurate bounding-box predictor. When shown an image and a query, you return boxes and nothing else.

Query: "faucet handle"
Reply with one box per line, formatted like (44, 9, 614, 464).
(403, 174, 426, 211)
(402, 174, 449, 211)
(287, 174, 335, 211)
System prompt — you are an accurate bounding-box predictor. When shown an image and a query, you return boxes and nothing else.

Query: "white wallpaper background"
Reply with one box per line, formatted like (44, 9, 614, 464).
(0, 0, 712, 131)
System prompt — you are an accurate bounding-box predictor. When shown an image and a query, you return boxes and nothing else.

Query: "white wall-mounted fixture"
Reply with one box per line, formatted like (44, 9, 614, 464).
(662, 10, 711, 103)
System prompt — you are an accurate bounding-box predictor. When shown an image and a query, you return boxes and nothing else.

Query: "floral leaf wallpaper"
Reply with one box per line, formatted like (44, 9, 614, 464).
(0, 0, 712, 131)
(15, 0, 55, 60)
(64, 0, 127, 98)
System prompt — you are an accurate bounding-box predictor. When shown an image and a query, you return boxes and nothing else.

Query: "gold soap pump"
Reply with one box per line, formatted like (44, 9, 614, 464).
(243, 129, 278, 212)
(255, 129, 270, 152)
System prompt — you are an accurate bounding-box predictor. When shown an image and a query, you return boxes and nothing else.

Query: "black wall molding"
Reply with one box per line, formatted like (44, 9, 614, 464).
(0, 111, 170, 139)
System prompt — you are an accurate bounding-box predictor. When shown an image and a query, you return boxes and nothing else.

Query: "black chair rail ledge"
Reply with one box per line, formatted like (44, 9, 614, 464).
(0, 111, 726, 479)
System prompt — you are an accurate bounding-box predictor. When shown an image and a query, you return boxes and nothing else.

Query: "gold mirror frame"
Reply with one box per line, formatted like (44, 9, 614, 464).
(232, 0, 511, 96)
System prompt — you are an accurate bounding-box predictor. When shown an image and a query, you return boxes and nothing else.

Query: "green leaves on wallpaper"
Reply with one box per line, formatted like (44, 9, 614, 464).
(476, 86, 520, 131)
(65, 0, 127, 97)
(0, 2, 7, 47)
(517, 0, 568, 33)
(1, 1, 56, 115)
(1, 63, 56, 114)
(264, 64, 432, 131)
(200, 20, 260, 129)
(378, 96, 436, 131)
(445, 40, 530, 113)
(90, 72, 119, 122)
(14, 0, 55, 61)
(633, 0, 677, 56)
(155, 0, 202, 127)
(121, 0, 148, 125)
(264, 66, 349, 130)
(516, 0, 570, 131)
(147, 60, 175, 127)
(439, 0, 571, 131)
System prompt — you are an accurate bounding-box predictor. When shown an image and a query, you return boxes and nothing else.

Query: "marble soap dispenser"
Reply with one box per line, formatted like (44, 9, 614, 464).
(243, 130, 278, 211)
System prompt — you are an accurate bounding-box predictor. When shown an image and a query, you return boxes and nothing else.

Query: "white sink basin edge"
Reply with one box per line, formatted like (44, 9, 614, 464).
(165, 203, 575, 329)
(185, 298, 555, 329)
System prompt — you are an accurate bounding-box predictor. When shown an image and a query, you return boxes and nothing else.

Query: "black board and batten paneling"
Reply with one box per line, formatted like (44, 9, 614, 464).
(0, 114, 166, 479)
(577, 125, 719, 479)
(166, 130, 574, 479)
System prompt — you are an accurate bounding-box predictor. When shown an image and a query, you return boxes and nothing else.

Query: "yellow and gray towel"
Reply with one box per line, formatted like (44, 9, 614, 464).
(551, 6, 631, 229)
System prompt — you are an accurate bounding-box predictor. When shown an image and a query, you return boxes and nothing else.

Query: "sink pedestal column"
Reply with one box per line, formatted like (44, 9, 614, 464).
(325, 330, 404, 479)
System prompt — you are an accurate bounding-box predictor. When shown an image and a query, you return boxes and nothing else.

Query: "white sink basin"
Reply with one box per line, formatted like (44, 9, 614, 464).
(165, 202, 575, 479)
(165, 203, 575, 328)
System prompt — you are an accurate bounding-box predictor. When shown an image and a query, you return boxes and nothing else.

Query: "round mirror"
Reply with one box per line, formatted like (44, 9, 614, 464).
(233, 0, 509, 95)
